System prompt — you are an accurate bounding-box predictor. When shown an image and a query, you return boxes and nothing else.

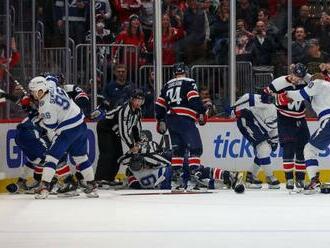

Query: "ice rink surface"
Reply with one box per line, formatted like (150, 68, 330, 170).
(1, 187, 330, 248)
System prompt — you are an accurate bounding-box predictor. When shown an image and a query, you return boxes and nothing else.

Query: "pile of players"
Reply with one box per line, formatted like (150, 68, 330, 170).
(4, 59, 330, 197)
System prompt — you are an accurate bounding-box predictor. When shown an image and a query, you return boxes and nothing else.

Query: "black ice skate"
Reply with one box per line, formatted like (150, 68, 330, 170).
(304, 174, 320, 195)
(266, 176, 280, 189)
(83, 181, 99, 198)
(57, 175, 80, 197)
(286, 179, 294, 191)
(245, 172, 262, 189)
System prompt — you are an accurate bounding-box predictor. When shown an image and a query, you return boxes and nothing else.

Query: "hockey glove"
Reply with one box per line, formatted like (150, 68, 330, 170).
(156, 120, 167, 135)
(90, 108, 106, 121)
(275, 92, 290, 106)
(198, 114, 207, 126)
(260, 92, 275, 104)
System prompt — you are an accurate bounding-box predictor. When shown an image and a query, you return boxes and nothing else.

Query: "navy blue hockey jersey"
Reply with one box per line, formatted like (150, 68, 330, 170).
(268, 76, 308, 119)
(155, 77, 206, 121)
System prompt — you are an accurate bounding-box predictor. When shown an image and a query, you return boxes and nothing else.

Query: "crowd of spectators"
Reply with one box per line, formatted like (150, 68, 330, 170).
(3, 0, 330, 117)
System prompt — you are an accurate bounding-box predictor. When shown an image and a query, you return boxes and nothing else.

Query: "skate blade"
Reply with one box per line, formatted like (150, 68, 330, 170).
(57, 191, 80, 198)
(245, 183, 262, 189)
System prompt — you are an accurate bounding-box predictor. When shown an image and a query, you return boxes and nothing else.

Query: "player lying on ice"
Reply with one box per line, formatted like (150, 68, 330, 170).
(117, 131, 245, 193)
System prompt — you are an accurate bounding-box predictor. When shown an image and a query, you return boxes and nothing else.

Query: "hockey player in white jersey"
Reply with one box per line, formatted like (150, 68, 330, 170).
(28, 76, 98, 199)
(232, 92, 280, 189)
(278, 73, 330, 193)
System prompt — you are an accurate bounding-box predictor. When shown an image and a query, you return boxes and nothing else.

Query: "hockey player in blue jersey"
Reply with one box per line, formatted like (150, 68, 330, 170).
(155, 62, 207, 190)
(232, 92, 280, 189)
(266, 63, 311, 191)
(28, 76, 98, 199)
(278, 73, 330, 193)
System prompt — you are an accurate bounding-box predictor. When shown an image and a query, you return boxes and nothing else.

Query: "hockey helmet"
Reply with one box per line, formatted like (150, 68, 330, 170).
(129, 154, 145, 171)
(292, 63, 308, 78)
(173, 62, 187, 76)
(131, 89, 145, 103)
(28, 76, 48, 93)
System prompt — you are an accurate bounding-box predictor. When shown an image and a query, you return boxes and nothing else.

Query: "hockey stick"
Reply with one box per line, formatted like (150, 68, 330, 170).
(0, 64, 28, 95)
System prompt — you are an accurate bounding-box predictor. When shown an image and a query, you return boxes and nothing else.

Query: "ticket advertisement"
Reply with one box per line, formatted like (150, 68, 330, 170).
(0, 120, 328, 179)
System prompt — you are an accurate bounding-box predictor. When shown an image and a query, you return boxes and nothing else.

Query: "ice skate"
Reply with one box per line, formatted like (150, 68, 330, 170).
(286, 179, 294, 193)
(266, 176, 280, 189)
(304, 176, 320, 195)
(245, 172, 262, 189)
(57, 175, 80, 198)
(35, 181, 51, 199)
(83, 181, 99, 198)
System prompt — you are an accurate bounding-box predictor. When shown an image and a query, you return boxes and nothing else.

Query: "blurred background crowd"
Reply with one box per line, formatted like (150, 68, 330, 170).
(0, 0, 330, 118)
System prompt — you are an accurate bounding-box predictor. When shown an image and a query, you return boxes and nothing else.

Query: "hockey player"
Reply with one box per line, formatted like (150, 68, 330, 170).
(28, 76, 98, 199)
(43, 73, 90, 116)
(155, 62, 207, 190)
(92, 89, 145, 188)
(232, 92, 280, 189)
(278, 73, 330, 193)
(118, 134, 244, 193)
(266, 63, 311, 191)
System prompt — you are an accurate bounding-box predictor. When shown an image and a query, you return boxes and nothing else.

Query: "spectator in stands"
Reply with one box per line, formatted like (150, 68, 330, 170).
(236, 19, 253, 61)
(182, 0, 209, 65)
(250, 21, 276, 66)
(163, 1, 185, 29)
(257, 8, 279, 41)
(292, 26, 308, 63)
(103, 64, 134, 109)
(113, 14, 148, 67)
(141, 70, 155, 118)
(112, 0, 142, 23)
(85, 18, 115, 65)
(315, 12, 330, 55)
(199, 86, 217, 117)
(293, 5, 315, 38)
(54, 0, 89, 45)
(148, 13, 184, 65)
(236, 0, 258, 31)
(209, 0, 229, 64)
(0, 36, 20, 82)
(304, 38, 330, 65)
(139, 0, 154, 42)
(95, 0, 112, 23)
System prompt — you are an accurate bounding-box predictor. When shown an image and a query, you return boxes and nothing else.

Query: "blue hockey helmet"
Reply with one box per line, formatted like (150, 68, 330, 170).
(292, 63, 308, 78)
(173, 62, 187, 76)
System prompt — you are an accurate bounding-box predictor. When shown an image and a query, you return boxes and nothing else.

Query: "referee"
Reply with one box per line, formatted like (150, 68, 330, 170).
(95, 89, 145, 187)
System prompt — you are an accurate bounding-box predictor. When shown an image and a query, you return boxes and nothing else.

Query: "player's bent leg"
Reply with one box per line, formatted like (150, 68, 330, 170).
(72, 155, 99, 198)
(256, 141, 280, 189)
(35, 155, 58, 199)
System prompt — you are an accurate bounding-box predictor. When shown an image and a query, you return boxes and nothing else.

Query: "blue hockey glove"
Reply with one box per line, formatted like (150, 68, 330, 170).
(260, 92, 275, 104)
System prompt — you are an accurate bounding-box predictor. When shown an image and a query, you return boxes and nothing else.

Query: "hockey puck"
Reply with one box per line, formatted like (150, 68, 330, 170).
(6, 183, 18, 193)
(234, 184, 245, 194)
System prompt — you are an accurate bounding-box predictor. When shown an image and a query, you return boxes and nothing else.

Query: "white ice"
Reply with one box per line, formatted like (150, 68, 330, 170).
(1, 187, 330, 248)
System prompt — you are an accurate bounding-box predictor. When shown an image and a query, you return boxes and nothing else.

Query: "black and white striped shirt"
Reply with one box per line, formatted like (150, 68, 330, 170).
(105, 102, 142, 148)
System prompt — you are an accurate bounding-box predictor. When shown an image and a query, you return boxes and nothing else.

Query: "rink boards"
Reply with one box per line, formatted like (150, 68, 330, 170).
(1, 119, 330, 192)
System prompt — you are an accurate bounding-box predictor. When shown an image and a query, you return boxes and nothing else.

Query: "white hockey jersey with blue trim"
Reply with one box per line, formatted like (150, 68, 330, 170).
(38, 84, 84, 136)
(286, 79, 330, 122)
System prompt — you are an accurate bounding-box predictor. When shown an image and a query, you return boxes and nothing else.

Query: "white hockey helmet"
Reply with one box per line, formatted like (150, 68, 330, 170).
(28, 76, 48, 93)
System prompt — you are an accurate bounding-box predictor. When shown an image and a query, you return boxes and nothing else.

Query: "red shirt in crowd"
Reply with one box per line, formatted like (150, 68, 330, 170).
(113, 0, 142, 23)
(148, 27, 184, 65)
